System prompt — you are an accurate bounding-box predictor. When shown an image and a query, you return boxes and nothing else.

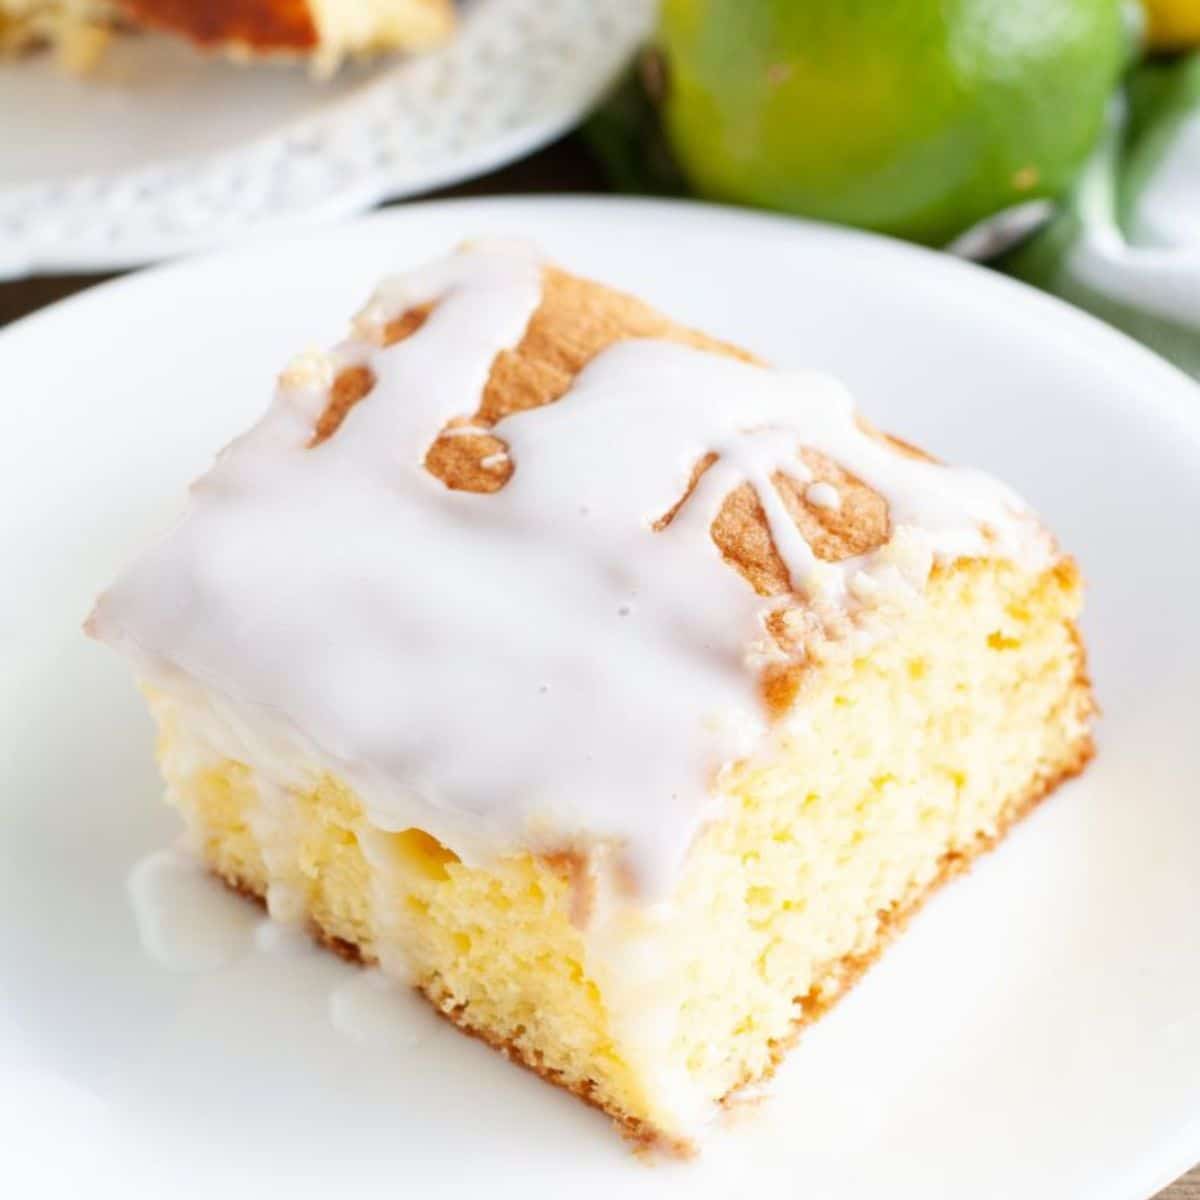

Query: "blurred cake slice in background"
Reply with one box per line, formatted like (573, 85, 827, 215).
(0, 1, 117, 70)
(0, 0, 453, 71)
(90, 241, 1095, 1150)
(118, 0, 453, 70)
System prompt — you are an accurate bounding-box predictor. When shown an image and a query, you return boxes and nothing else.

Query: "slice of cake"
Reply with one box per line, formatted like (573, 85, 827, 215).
(89, 241, 1095, 1151)
(0, 0, 452, 70)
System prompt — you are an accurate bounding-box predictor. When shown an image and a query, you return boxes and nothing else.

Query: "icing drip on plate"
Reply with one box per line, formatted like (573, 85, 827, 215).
(92, 241, 1048, 896)
(126, 844, 438, 1050)
(127, 846, 259, 971)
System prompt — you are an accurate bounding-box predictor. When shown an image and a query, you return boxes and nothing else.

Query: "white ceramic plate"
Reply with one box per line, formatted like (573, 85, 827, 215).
(0, 0, 652, 280)
(3, 197, 1199, 1200)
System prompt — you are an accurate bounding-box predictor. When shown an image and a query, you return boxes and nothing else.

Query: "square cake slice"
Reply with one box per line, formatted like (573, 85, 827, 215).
(90, 241, 1095, 1151)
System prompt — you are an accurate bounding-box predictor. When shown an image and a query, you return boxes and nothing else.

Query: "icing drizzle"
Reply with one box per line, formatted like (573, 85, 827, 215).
(92, 241, 1047, 895)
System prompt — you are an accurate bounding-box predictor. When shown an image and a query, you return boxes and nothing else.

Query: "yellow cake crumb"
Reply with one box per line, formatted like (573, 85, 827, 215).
(150, 556, 1092, 1147)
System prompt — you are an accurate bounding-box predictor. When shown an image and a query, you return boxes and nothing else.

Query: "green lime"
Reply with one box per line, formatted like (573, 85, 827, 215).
(657, 0, 1129, 245)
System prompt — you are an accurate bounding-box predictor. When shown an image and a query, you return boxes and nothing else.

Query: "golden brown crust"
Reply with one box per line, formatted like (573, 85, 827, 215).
(211, 711, 1094, 1157)
(419, 265, 756, 499)
(314, 263, 899, 600)
(115, 0, 318, 49)
(312, 364, 375, 447)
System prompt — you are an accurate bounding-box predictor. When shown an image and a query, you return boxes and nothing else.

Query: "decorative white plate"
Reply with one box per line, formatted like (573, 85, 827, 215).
(0, 0, 652, 280)
(3, 197, 1199, 1200)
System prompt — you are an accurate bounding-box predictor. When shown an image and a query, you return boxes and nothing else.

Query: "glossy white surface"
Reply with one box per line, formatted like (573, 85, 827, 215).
(0, 0, 653, 278)
(2, 198, 1199, 1199)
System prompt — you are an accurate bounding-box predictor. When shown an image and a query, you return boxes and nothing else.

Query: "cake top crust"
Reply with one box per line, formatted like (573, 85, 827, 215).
(90, 241, 1051, 894)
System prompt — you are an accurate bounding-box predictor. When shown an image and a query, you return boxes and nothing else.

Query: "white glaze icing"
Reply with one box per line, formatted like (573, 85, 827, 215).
(253, 918, 316, 958)
(126, 844, 437, 1051)
(805, 481, 842, 512)
(329, 969, 438, 1049)
(93, 241, 1049, 896)
(358, 825, 420, 981)
(247, 777, 308, 924)
(127, 846, 259, 971)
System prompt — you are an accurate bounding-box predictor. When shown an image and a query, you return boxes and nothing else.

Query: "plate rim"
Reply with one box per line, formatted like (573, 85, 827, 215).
(0, 0, 654, 281)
